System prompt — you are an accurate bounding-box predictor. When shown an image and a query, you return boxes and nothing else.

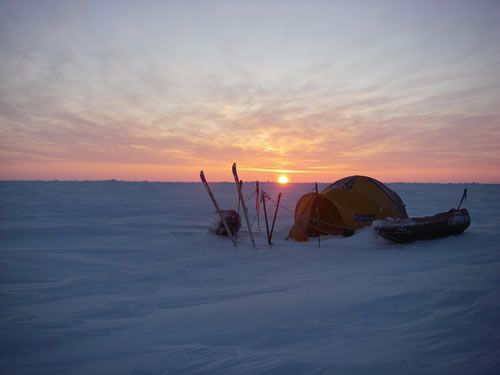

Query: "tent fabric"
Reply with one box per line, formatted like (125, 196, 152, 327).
(288, 175, 408, 241)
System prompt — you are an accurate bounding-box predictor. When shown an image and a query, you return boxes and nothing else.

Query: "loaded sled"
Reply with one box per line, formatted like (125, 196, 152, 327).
(374, 208, 470, 243)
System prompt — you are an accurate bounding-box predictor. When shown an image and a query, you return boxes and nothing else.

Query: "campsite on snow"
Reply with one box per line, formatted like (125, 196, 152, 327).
(204, 163, 471, 248)
(1, 173, 499, 374)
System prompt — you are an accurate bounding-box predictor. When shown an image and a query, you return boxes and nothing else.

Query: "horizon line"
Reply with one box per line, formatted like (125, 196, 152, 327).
(0, 179, 494, 185)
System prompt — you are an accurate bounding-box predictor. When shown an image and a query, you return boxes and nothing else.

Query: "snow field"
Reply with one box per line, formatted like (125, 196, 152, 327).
(0, 181, 499, 374)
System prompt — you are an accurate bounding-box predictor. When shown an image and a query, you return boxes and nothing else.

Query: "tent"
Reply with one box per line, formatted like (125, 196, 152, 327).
(288, 175, 408, 241)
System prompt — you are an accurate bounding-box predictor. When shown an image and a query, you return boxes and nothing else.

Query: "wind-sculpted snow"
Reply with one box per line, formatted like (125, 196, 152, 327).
(0, 181, 499, 374)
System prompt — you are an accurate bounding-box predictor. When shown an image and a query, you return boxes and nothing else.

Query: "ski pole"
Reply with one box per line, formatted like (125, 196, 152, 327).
(269, 192, 281, 244)
(261, 191, 271, 246)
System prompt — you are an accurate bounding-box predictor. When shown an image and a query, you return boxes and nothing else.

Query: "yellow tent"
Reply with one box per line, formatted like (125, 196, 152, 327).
(288, 176, 407, 241)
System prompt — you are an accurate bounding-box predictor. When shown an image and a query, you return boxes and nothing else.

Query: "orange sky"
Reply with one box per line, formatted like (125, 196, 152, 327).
(1, 1, 499, 183)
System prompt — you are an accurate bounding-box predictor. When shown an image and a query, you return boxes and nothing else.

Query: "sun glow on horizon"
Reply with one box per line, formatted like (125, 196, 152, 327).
(0, 2, 499, 184)
(277, 175, 289, 184)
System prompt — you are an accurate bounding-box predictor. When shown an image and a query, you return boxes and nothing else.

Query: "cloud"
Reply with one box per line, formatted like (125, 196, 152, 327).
(1, 0, 500, 182)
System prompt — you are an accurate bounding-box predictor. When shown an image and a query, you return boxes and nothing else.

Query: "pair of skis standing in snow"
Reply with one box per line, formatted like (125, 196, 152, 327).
(200, 163, 280, 248)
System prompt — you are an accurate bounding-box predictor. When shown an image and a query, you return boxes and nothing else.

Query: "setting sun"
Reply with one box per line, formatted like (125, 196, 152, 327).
(277, 175, 289, 184)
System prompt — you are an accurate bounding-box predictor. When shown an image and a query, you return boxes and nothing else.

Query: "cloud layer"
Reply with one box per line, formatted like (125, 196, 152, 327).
(1, 0, 499, 182)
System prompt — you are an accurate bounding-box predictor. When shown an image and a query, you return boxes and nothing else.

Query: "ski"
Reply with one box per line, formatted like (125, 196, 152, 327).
(200, 170, 237, 247)
(232, 163, 256, 248)
(236, 179, 242, 242)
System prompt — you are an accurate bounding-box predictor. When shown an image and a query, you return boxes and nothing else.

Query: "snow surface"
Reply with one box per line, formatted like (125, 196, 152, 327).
(1, 181, 499, 374)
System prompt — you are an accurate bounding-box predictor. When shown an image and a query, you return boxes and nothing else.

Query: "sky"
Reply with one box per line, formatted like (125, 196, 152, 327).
(1, 0, 499, 183)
